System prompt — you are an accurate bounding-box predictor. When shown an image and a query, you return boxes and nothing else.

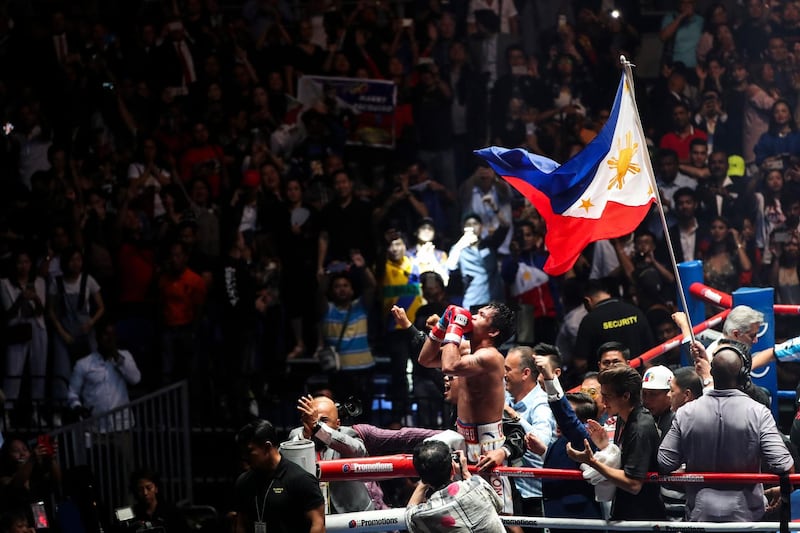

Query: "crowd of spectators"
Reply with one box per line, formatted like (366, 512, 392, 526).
(5, 0, 800, 526)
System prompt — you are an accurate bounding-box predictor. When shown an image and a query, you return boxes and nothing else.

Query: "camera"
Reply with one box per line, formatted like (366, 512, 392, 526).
(336, 396, 363, 418)
(451, 452, 460, 463)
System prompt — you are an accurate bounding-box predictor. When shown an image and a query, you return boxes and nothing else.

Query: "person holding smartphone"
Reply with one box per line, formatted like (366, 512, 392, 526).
(701, 216, 752, 296)
(0, 249, 47, 428)
(0, 437, 61, 524)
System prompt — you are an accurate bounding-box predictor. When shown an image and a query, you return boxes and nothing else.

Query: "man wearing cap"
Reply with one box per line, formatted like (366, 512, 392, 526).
(641, 365, 675, 441)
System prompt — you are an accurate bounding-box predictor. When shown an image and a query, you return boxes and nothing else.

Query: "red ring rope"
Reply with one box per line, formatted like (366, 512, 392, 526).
(319, 455, 797, 484)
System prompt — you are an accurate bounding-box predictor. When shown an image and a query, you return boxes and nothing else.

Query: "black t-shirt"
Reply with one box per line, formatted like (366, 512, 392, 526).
(611, 405, 666, 521)
(574, 298, 655, 369)
(234, 457, 324, 533)
(320, 198, 375, 265)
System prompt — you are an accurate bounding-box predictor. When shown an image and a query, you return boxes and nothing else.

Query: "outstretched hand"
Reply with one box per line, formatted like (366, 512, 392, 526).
(566, 438, 595, 465)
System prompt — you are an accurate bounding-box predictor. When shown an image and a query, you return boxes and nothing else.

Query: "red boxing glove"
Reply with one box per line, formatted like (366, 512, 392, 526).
(443, 307, 472, 345)
(429, 305, 458, 343)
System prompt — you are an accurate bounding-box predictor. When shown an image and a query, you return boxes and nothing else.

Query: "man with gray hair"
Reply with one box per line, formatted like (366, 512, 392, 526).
(682, 305, 800, 386)
(503, 344, 557, 531)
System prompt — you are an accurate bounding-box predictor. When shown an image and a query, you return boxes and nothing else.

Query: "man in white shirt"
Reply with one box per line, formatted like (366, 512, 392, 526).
(68, 321, 141, 432)
(660, 187, 706, 265)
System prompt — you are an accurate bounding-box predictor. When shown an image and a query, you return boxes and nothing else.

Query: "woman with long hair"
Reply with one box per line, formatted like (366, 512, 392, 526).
(760, 169, 787, 265)
(46, 246, 105, 417)
(742, 61, 779, 163)
(696, 3, 729, 64)
(702, 216, 752, 295)
(279, 176, 319, 359)
(769, 230, 800, 339)
(0, 250, 47, 426)
(754, 99, 800, 165)
(0, 437, 60, 523)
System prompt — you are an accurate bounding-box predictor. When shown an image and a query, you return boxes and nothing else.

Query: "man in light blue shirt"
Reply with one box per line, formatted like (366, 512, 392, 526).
(660, 0, 703, 68)
(504, 344, 557, 532)
(68, 321, 141, 432)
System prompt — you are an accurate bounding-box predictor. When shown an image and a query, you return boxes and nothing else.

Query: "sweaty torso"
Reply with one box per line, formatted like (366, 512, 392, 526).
(456, 348, 506, 423)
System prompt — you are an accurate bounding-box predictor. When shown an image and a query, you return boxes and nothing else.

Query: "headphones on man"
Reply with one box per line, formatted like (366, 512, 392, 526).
(714, 338, 752, 390)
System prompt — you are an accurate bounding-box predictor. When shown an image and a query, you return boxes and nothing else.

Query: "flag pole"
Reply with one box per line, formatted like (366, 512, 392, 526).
(619, 55, 696, 345)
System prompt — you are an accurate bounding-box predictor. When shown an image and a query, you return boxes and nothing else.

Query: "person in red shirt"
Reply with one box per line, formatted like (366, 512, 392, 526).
(158, 241, 206, 384)
(179, 121, 227, 199)
(659, 101, 708, 163)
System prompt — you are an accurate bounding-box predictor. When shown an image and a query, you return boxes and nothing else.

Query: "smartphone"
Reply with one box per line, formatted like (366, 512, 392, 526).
(451, 452, 463, 479)
(511, 65, 527, 76)
(31, 501, 48, 529)
(558, 14, 567, 28)
(402, 18, 413, 28)
(774, 231, 791, 243)
(37, 434, 54, 456)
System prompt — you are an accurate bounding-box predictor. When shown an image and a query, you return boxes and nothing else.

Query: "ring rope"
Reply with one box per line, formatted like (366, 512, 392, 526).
(325, 509, 800, 533)
(319, 455, 799, 484)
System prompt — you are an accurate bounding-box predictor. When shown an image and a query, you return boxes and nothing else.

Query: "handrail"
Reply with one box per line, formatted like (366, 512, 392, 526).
(47, 380, 192, 519)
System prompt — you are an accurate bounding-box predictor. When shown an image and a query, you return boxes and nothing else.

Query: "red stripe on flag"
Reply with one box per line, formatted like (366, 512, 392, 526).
(504, 175, 654, 276)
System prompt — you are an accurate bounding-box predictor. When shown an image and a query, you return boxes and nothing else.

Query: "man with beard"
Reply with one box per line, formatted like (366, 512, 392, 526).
(659, 187, 710, 265)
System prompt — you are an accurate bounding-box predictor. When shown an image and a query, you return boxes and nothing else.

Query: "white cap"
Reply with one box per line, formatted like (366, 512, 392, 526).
(641, 365, 674, 390)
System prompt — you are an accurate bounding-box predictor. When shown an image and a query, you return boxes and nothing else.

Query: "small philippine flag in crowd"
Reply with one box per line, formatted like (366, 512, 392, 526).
(476, 71, 656, 276)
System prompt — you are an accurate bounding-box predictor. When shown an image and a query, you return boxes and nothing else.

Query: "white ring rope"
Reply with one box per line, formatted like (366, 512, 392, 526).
(325, 509, 799, 533)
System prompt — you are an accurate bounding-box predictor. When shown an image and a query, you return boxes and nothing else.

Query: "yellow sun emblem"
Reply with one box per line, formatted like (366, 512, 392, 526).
(606, 131, 641, 190)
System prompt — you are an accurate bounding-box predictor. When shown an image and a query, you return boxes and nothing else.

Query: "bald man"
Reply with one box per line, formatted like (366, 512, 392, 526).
(658, 348, 794, 522)
(288, 394, 373, 514)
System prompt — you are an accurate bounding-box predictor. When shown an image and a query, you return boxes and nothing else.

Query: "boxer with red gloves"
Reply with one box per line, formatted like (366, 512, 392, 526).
(428, 305, 473, 344)
(417, 302, 517, 515)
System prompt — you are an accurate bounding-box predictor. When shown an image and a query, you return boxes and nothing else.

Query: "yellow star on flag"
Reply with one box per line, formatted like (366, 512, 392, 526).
(580, 198, 594, 213)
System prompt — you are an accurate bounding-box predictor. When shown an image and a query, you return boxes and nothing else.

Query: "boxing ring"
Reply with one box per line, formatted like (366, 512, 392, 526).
(316, 260, 800, 531)
(318, 456, 800, 532)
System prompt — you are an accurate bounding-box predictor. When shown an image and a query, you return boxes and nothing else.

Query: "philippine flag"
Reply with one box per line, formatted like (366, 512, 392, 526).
(476, 71, 656, 276)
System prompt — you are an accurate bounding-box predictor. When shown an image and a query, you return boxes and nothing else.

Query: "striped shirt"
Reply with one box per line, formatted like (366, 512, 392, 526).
(323, 298, 374, 370)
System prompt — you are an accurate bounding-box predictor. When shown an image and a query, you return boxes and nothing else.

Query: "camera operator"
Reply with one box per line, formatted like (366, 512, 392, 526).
(127, 468, 188, 533)
(405, 443, 505, 533)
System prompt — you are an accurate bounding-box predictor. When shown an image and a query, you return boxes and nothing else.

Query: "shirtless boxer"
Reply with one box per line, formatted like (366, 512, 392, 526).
(416, 302, 516, 512)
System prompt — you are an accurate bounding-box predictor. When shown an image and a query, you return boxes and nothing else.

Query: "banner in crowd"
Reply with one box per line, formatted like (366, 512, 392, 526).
(297, 76, 397, 148)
